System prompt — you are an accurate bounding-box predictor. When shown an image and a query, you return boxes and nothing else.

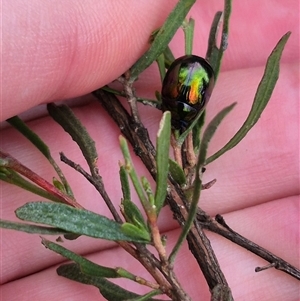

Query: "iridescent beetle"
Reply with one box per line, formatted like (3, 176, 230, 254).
(161, 55, 215, 131)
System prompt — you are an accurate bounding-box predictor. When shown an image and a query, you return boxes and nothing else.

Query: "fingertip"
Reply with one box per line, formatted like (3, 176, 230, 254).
(2, 0, 176, 120)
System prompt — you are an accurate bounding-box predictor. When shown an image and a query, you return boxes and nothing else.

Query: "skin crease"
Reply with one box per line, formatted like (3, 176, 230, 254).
(1, 0, 299, 300)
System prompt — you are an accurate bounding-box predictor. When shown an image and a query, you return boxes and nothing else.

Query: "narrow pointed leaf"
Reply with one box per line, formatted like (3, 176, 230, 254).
(47, 104, 98, 176)
(162, 46, 175, 69)
(120, 165, 131, 201)
(168, 159, 186, 185)
(0, 151, 80, 208)
(183, 17, 195, 55)
(206, 32, 291, 165)
(119, 137, 149, 209)
(0, 169, 65, 203)
(130, 0, 196, 80)
(192, 109, 206, 153)
(6, 116, 74, 197)
(57, 264, 165, 301)
(52, 177, 67, 193)
(7, 116, 50, 157)
(156, 53, 166, 82)
(206, 0, 232, 80)
(199, 103, 236, 166)
(57, 263, 137, 299)
(205, 11, 223, 64)
(0, 219, 68, 235)
(177, 110, 205, 147)
(141, 176, 155, 206)
(126, 290, 163, 301)
(16, 202, 148, 242)
(122, 198, 148, 231)
(42, 238, 118, 278)
(115, 268, 137, 280)
(149, 30, 175, 69)
(121, 223, 151, 242)
(155, 112, 171, 214)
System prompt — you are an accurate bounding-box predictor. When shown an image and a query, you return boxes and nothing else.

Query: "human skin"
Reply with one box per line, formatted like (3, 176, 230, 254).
(1, 0, 299, 300)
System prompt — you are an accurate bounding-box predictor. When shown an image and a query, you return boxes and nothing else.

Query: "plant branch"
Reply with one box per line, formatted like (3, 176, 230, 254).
(60, 151, 187, 299)
(93, 88, 300, 293)
(59, 152, 123, 223)
(198, 213, 300, 281)
(93, 89, 232, 297)
(0, 151, 82, 209)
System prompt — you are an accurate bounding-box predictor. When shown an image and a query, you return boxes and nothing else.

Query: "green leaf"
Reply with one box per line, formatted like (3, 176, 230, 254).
(7, 116, 50, 157)
(168, 159, 186, 185)
(156, 53, 166, 83)
(206, 11, 222, 65)
(57, 264, 166, 301)
(52, 177, 67, 194)
(205, 32, 291, 165)
(155, 112, 171, 214)
(0, 168, 65, 203)
(115, 267, 137, 280)
(6, 116, 74, 197)
(57, 263, 137, 300)
(119, 137, 149, 210)
(120, 165, 131, 201)
(192, 109, 206, 154)
(47, 104, 98, 176)
(206, 0, 232, 80)
(0, 219, 68, 235)
(0, 152, 80, 208)
(199, 103, 236, 166)
(177, 110, 205, 147)
(149, 29, 175, 70)
(121, 223, 151, 242)
(122, 199, 148, 231)
(42, 238, 119, 278)
(182, 18, 195, 55)
(126, 290, 163, 301)
(15, 202, 148, 242)
(130, 0, 196, 80)
(141, 176, 155, 206)
(162, 46, 175, 69)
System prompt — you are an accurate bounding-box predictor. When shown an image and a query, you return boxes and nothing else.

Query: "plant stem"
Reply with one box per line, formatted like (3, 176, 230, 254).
(93, 88, 300, 295)
(60, 152, 122, 223)
(93, 89, 233, 298)
(201, 213, 300, 281)
(0, 151, 82, 209)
